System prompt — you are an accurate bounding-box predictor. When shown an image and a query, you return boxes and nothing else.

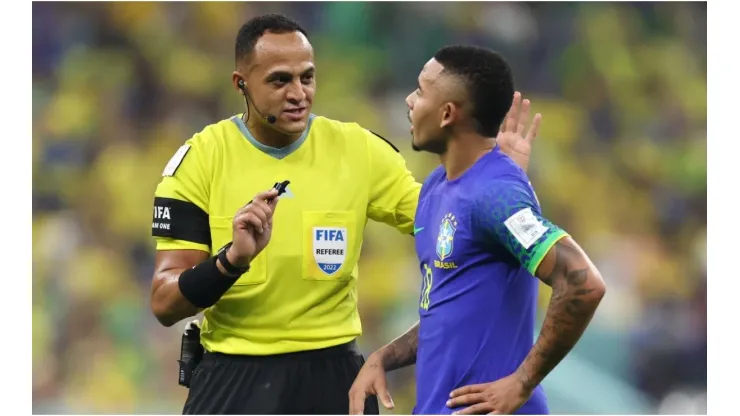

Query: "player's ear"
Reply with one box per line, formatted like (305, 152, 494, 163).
(439, 102, 456, 129)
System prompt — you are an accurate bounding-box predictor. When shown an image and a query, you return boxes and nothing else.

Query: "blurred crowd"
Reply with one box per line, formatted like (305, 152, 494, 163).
(32, 2, 706, 414)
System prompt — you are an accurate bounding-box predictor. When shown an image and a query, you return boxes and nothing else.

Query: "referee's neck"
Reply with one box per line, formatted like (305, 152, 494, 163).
(247, 118, 304, 149)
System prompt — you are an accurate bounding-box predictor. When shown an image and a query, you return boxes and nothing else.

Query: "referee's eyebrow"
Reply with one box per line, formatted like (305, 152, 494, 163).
(265, 66, 315, 82)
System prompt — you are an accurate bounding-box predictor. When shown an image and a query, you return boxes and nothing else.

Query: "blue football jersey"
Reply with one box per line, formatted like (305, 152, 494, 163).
(412, 145, 569, 415)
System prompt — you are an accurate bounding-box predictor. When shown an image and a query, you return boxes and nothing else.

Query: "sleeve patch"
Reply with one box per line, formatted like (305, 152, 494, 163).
(504, 207, 548, 249)
(162, 144, 191, 177)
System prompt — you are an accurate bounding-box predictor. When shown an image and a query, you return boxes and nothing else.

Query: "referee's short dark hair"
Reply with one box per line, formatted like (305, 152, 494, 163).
(434, 46, 515, 137)
(235, 14, 308, 62)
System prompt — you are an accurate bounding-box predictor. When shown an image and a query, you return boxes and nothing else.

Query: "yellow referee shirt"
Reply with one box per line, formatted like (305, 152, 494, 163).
(152, 114, 420, 355)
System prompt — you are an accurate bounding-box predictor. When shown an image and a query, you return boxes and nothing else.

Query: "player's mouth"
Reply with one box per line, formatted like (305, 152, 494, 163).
(283, 107, 307, 121)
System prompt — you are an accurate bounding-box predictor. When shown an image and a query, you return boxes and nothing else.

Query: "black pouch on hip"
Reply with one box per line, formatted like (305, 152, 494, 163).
(178, 320, 204, 388)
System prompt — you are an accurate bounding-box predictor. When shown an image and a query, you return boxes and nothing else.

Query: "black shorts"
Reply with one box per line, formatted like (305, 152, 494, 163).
(182, 340, 379, 415)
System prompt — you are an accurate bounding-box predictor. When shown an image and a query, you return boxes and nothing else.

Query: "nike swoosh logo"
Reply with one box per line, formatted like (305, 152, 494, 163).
(413, 226, 424, 235)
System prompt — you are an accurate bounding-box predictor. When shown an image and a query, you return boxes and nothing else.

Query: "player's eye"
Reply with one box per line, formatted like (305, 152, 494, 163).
(301, 74, 314, 84)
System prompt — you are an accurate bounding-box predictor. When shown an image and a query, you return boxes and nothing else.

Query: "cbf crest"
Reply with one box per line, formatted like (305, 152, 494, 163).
(313, 227, 348, 275)
(436, 213, 458, 261)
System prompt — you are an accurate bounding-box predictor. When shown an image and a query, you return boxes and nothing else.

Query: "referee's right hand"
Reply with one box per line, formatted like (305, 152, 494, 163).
(226, 188, 280, 268)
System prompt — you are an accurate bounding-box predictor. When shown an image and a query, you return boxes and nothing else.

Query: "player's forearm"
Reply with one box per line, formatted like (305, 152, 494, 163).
(151, 270, 202, 327)
(375, 321, 420, 371)
(516, 238, 606, 391)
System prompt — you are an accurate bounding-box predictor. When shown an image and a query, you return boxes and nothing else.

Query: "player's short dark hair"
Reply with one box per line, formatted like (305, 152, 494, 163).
(434, 46, 515, 137)
(235, 14, 308, 63)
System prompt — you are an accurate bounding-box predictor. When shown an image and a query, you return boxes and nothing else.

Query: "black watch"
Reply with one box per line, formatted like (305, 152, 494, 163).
(217, 242, 250, 276)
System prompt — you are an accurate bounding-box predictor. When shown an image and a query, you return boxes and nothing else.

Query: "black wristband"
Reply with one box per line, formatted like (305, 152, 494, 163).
(178, 257, 240, 308)
(217, 242, 250, 276)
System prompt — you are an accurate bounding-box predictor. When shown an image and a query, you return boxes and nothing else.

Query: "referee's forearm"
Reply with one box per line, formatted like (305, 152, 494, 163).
(151, 270, 201, 327)
(376, 321, 420, 372)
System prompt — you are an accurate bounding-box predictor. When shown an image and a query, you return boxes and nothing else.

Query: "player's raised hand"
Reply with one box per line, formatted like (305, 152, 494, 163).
(348, 354, 395, 415)
(446, 373, 532, 415)
(227, 188, 280, 267)
(496, 91, 542, 173)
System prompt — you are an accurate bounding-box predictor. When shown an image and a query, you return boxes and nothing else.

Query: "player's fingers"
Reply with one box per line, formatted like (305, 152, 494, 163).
(516, 99, 531, 135)
(504, 92, 521, 132)
(450, 383, 486, 398)
(500, 93, 518, 133)
(374, 379, 395, 409)
(447, 393, 484, 408)
(525, 113, 542, 145)
(348, 390, 367, 415)
(453, 402, 494, 415)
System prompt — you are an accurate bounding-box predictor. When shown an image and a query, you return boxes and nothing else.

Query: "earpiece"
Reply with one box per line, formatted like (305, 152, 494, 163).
(237, 79, 276, 125)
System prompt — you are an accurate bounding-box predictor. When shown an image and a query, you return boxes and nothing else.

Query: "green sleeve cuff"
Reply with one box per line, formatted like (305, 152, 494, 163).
(525, 230, 569, 275)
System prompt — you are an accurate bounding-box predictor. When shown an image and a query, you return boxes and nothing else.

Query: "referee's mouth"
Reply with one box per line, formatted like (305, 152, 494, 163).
(283, 107, 307, 121)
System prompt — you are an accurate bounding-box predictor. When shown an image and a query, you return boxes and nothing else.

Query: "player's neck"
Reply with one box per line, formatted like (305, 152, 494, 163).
(246, 118, 303, 149)
(440, 135, 496, 181)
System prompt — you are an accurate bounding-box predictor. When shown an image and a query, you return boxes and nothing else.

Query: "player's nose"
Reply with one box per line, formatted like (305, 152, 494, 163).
(405, 93, 414, 109)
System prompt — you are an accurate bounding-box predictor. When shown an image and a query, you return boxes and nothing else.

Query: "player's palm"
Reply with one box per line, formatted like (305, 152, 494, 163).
(497, 92, 542, 173)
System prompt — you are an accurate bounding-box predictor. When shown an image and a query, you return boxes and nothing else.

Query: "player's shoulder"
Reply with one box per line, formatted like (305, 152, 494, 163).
(419, 165, 446, 199)
(479, 149, 530, 185)
(471, 150, 533, 201)
(423, 165, 446, 187)
(311, 115, 400, 153)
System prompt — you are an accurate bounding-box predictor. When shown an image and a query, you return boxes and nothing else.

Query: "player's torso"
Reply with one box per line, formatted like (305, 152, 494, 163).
(412, 153, 547, 415)
(201, 115, 372, 354)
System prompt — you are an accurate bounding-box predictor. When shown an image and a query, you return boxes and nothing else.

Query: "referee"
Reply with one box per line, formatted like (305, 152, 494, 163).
(149, 13, 537, 415)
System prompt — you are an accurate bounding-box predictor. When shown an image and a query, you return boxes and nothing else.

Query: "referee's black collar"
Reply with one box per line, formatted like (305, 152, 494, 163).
(231, 113, 316, 160)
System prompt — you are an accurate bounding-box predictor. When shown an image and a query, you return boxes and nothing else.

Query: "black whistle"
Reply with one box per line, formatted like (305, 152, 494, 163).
(272, 180, 290, 197)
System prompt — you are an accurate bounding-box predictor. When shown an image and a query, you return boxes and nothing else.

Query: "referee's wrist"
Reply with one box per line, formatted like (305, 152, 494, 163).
(224, 247, 251, 269)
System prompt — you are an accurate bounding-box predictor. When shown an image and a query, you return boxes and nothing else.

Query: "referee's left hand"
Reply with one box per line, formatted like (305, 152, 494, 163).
(446, 374, 532, 415)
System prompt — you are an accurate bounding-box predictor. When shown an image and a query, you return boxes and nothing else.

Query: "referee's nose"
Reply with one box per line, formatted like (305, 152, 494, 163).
(286, 81, 308, 104)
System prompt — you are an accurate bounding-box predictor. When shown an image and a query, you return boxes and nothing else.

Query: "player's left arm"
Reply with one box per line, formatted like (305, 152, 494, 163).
(488, 180, 606, 388)
(516, 235, 606, 389)
(449, 178, 605, 414)
(364, 129, 421, 236)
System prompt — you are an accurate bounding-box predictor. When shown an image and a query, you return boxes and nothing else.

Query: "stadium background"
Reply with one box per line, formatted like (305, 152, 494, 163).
(32, 2, 707, 414)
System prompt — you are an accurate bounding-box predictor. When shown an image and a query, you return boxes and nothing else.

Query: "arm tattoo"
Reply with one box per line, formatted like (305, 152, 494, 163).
(516, 239, 603, 390)
(379, 321, 420, 372)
